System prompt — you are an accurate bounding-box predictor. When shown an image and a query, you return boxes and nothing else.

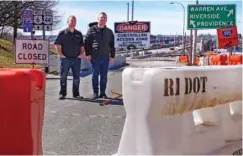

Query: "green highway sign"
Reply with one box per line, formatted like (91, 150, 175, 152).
(187, 4, 236, 30)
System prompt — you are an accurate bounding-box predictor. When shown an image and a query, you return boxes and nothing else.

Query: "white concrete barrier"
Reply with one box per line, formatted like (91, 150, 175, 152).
(48, 55, 127, 73)
(175, 56, 180, 64)
(199, 57, 209, 66)
(81, 57, 92, 70)
(109, 55, 127, 68)
(49, 55, 60, 73)
(115, 65, 242, 155)
(48, 55, 93, 73)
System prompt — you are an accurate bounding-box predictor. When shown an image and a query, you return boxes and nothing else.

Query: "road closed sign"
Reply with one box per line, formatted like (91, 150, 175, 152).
(114, 21, 150, 49)
(15, 39, 49, 64)
(217, 26, 238, 49)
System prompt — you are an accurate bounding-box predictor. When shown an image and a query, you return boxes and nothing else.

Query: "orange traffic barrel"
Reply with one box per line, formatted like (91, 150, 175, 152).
(228, 55, 242, 65)
(0, 68, 46, 155)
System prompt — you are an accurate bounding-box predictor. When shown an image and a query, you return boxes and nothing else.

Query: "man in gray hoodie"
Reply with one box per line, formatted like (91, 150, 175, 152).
(84, 12, 115, 99)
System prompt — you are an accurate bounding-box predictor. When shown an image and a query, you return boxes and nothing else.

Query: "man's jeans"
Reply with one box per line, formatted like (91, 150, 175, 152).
(91, 57, 109, 94)
(60, 58, 81, 96)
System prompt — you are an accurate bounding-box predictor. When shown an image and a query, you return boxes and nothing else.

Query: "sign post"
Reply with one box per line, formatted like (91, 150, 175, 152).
(33, 9, 53, 72)
(187, 4, 236, 30)
(114, 21, 151, 50)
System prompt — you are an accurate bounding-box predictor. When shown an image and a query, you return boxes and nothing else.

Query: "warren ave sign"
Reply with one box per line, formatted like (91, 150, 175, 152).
(187, 4, 236, 29)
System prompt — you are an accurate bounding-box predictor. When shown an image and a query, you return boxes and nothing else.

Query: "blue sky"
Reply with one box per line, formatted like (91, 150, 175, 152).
(20, 0, 242, 36)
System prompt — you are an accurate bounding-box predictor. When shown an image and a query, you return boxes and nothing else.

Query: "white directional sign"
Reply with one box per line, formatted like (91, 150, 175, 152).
(43, 10, 52, 16)
(114, 21, 151, 49)
(34, 25, 43, 30)
(33, 10, 42, 15)
(33, 9, 53, 31)
(33, 15, 43, 25)
(15, 39, 49, 65)
(44, 25, 52, 31)
(43, 16, 53, 25)
(33, 10, 43, 30)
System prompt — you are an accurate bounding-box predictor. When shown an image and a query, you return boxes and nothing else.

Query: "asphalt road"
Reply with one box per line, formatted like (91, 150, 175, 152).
(43, 62, 242, 155)
(43, 69, 125, 155)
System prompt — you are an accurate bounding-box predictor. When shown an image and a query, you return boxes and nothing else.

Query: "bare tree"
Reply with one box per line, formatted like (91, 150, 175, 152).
(0, 1, 62, 40)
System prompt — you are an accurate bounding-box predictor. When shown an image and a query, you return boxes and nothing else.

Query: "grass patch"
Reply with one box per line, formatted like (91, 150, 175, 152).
(0, 39, 56, 68)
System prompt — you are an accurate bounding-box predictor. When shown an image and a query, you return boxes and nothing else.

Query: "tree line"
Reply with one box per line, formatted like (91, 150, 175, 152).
(0, 1, 62, 40)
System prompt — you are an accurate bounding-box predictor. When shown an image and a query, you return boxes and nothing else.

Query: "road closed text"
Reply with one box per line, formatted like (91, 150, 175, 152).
(17, 53, 47, 60)
(15, 40, 49, 64)
(22, 43, 43, 50)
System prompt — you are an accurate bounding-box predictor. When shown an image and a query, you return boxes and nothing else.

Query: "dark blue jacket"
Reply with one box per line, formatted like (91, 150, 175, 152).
(84, 22, 115, 59)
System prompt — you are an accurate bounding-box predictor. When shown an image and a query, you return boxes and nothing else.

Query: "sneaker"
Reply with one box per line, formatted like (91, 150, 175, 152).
(73, 95, 84, 99)
(99, 93, 108, 99)
(59, 94, 66, 100)
(92, 93, 99, 99)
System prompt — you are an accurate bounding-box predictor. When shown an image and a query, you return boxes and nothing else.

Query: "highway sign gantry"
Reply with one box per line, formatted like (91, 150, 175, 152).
(187, 4, 236, 30)
(23, 9, 33, 32)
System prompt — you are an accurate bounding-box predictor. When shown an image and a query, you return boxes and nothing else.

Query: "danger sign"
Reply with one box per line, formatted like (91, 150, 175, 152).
(217, 26, 239, 49)
(15, 39, 49, 65)
(114, 21, 150, 49)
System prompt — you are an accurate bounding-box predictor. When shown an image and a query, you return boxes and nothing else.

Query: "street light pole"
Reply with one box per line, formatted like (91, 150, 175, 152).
(131, 0, 134, 21)
(192, 0, 199, 65)
(127, 2, 129, 21)
(170, 2, 185, 55)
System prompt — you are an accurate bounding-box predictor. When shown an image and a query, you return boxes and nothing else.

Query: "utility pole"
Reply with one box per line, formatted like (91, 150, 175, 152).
(190, 30, 193, 63)
(127, 2, 129, 21)
(192, 0, 199, 65)
(131, 0, 134, 21)
(169, 2, 185, 55)
(174, 33, 176, 47)
(182, 8, 185, 55)
(43, 28, 48, 73)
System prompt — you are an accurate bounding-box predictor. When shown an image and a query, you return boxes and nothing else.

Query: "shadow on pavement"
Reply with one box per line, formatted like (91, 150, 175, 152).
(68, 63, 130, 77)
(64, 97, 124, 106)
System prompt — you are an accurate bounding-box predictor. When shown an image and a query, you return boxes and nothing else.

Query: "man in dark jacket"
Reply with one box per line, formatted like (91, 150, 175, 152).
(84, 12, 115, 99)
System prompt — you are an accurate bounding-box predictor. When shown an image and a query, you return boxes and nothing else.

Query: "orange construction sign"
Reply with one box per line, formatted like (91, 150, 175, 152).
(217, 26, 239, 49)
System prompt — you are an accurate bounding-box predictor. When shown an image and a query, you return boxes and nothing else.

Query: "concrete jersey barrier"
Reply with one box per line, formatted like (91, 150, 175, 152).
(114, 65, 242, 155)
(49, 55, 127, 73)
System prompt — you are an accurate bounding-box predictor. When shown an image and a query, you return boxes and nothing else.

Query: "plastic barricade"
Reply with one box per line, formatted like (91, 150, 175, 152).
(199, 57, 209, 66)
(218, 54, 228, 65)
(195, 57, 200, 65)
(115, 65, 242, 155)
(179, 56, 188, 63)
(0, 68, 46, 155)
(228, 55, 242, 65)
(49, 54, 60, 73)
(209, 55, 216, 65)
(210, 54, 228, 65)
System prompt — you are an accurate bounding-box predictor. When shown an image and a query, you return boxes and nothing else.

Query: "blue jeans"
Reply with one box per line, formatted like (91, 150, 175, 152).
(60, 58, 81, 96)
(91, 57, 109, 94)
